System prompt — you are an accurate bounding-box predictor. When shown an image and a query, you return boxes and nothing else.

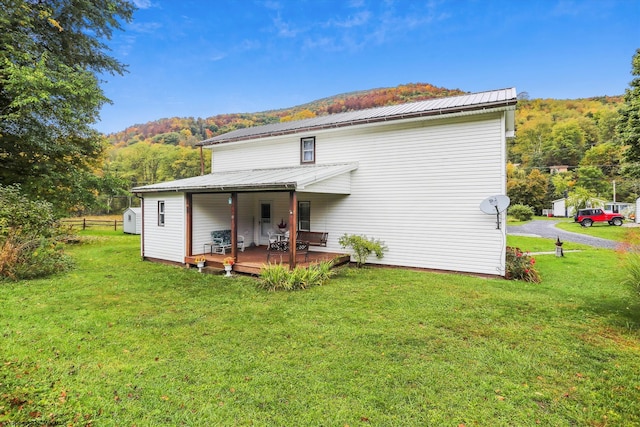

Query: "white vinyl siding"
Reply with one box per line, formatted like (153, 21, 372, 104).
(192, 193, 230, 254)
(142, 193, 185, 263)
(301, 172, 352, 194)
(209, 112, 507, 275)
(191, 193, 256, 254)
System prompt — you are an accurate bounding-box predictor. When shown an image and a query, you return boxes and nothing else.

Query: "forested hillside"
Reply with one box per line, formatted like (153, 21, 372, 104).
(508, 95, 626, 213)
(106, 83, 464, 147)
(101, 83, 629, 215)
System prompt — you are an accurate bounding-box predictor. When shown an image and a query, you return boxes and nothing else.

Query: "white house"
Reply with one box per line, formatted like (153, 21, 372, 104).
(123, 207, 142, 234)
(132, 88, 517, 277)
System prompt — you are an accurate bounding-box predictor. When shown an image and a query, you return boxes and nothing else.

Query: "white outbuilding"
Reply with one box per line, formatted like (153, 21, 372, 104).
(123, 207, 142, 234)
(552, 199, 574, 217)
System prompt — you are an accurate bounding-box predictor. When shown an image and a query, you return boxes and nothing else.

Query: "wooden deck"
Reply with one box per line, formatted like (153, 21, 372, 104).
(185, 245, 350, 275)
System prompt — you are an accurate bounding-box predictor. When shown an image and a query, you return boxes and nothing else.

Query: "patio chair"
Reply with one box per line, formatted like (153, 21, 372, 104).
(266, 240, 309, 263)
(206, 230, 232, 254)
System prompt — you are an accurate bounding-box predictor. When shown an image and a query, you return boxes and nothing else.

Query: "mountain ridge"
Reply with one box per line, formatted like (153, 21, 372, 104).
(105, 83, 623, 150)
(105, 83, 466, 147)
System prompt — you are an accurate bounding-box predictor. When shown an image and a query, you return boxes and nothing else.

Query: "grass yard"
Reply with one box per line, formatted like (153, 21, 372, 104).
(555, 220, 632, 242)
(1, 231, 639, 426)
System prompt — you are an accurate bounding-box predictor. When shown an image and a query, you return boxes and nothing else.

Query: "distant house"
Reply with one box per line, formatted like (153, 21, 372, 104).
(123, 207, 142, 235)
(554, 197, 610, 218)
(605, 202, 634, 217)
(132, 88, 517, 277)
(549, 165, 569, 174)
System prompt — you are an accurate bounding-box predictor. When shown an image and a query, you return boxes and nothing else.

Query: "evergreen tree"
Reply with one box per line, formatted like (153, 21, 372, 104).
(620, 49, 640, 169)
(0, 0, 134, 214)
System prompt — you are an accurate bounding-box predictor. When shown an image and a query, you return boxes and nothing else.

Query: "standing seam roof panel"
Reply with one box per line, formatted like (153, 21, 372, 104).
(200, 88, 516, 145)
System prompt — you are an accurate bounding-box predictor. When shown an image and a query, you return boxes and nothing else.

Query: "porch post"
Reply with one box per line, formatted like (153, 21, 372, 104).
(288, 190, 298, 268)
(230, 192, 238, 260)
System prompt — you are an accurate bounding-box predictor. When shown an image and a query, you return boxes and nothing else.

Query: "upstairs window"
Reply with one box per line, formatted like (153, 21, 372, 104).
(301, 137, 315, 164)
(158, 201, 165, 226)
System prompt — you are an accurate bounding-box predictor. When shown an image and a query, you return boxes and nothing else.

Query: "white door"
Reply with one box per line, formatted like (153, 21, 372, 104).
(259, 201, 272, 245)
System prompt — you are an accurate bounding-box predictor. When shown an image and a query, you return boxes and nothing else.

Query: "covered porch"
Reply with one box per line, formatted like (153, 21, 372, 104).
(185, 245, 351, 275)
(134, 163, 358, 270)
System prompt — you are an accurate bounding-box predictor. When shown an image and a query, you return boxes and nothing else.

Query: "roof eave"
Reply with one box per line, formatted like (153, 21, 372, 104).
(133, 182, 298, 194)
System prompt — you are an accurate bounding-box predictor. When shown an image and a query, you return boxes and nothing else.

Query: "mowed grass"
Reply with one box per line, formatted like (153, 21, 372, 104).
(555, 220, 632, 242)
(1, 231, 639, 426)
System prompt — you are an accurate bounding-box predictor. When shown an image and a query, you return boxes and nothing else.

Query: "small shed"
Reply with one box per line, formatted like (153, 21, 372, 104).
(123, 207, 142, 234)
(552, 199, 574, 217)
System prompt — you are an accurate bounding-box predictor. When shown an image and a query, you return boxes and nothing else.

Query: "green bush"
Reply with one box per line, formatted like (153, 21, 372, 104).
(258, 260, 335, 291)
(338, 234, 387, 267)
(0, 185, 74, 281)
(505, 246, 540, 283)
(508, 204, 535, 221)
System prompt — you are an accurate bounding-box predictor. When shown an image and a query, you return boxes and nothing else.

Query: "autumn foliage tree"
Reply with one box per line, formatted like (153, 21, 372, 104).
(507, 166, 550, 214)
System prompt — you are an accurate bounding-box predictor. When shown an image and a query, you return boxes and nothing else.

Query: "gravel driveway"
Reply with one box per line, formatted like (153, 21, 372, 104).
(507, 220, 619, 249)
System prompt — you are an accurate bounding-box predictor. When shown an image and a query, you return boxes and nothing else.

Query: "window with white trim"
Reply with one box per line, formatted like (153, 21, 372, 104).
(158, 201, 165, 226)
(301, 137, 315, 164)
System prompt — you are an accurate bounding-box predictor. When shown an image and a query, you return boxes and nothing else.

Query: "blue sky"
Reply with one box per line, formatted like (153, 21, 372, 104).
(96, 0, 640, 134)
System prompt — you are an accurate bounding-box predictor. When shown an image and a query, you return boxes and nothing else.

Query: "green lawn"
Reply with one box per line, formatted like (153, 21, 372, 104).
(1, 231, 639, 426)
(555, 220, 632, 242)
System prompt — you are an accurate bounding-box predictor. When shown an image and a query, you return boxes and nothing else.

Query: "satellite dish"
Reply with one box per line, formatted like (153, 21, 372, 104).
(480, 195, 510, 229)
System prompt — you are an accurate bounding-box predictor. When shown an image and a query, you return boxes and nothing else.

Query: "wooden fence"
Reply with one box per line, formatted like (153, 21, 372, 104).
(60, 218, 123, 231)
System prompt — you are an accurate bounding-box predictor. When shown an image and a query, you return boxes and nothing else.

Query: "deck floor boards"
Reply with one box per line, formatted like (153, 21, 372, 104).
(186, 245, 350, 275)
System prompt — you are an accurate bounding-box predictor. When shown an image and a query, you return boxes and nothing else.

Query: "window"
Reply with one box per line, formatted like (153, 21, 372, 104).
(298, 201, 310, 231)
(301, 137, 315, 164)
(158, 201, 165, 226)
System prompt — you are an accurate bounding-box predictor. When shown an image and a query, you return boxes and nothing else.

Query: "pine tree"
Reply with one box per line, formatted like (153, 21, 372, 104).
(619, 49, 640, 169)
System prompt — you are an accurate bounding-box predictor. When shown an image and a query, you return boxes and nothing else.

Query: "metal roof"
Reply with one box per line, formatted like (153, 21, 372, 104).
(132, 162, 359, 194)
(200, 87, 517, 146)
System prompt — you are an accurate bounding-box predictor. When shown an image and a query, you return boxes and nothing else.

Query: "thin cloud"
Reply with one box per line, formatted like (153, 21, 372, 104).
(329, 10, 371, 28)
(209, 54, 226, 62)
(238, 39, 262, 51)
(551, 0, 612, 17)
(114, 34, 137, 57)
(132, 0, 155, 9)
(347, 0, 365, 7)
(272, 14, 303, 38)
(261, 0, 281, 11)
(128, 21, 162, 34)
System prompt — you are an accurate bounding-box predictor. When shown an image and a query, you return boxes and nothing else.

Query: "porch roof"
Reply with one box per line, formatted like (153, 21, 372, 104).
(131, 162, 358, 194)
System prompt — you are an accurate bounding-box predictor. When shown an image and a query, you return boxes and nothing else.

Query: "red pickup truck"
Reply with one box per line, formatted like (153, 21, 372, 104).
(574, 208, 624, 227)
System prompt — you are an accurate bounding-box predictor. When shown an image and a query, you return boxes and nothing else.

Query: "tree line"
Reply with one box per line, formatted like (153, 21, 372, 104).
(1, 1, 639, 220)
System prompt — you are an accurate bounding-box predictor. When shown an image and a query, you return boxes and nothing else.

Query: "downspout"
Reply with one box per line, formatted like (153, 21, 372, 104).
(136, 194, 145, 259)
